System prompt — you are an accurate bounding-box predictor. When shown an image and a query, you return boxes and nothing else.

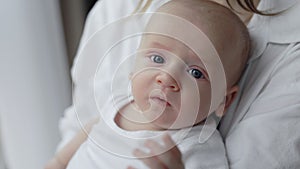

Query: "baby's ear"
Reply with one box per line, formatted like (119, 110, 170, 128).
(225, 85, 239, 109)
(216, 85, 239, 117)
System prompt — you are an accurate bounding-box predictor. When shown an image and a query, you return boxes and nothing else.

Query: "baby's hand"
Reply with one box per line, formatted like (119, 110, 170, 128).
(128, 134, 184, 169)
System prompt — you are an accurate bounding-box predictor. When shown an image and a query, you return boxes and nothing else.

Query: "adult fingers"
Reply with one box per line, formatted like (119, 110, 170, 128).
(133, 149, 167, 169)
(143, 136, 184, 169)
(133, 134, 184, 169)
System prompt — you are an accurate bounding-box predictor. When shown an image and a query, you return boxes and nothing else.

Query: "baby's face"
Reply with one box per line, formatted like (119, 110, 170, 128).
(130, 35, 213, 129)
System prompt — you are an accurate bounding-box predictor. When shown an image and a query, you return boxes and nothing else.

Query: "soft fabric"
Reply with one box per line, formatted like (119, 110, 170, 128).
(66, 94, 228, 169)
(219, 1, 300, 168)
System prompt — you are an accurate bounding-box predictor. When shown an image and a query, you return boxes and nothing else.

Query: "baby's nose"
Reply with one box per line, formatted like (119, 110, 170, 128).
(155, 72, 179, 91)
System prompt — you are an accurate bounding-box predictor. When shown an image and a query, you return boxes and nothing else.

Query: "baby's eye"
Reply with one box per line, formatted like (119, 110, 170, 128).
(188, 68, 205, 79)
(150, 55, 165, 64)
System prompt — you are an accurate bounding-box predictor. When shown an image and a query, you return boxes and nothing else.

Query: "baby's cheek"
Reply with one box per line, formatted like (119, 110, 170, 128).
(175, 94, 200, 127)
(131, 80, 145, 100)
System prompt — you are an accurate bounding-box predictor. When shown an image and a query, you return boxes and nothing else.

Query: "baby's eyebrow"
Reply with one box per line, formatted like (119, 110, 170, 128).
(149, 42, 172, 51)
(187, 50, 205, 67)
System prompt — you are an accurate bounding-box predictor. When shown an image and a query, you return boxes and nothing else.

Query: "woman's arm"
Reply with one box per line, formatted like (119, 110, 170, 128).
(45, 117, 99, 169)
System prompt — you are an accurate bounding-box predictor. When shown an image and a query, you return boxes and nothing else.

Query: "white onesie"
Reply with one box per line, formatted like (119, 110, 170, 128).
(67, 94, 228, 169)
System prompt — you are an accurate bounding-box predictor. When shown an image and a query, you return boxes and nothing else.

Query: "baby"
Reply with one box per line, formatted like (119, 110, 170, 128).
(48, 0, 250, 169)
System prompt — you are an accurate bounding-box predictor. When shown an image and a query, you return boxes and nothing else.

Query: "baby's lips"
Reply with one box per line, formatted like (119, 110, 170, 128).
(150, 96, 170, 106)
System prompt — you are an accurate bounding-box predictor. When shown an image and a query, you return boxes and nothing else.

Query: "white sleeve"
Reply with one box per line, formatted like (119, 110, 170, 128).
(225, 43, 300, 169)
(57, 0, 139, 150)
(57, 1, 105, 150)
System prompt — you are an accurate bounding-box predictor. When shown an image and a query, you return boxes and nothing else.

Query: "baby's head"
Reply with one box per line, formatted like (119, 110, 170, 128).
(130, 0, 250, 129)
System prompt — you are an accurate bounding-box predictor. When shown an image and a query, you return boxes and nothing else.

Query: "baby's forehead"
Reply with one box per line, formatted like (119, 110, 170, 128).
(157, 0, 232, 24)
(148, 4, 235, 48)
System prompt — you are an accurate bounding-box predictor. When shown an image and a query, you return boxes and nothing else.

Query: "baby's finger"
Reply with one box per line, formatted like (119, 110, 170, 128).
(133, 149, 166, 169)
(144, 139, 184, 169)
(161, 134, 182, 159)
(126, 166, 137, 169)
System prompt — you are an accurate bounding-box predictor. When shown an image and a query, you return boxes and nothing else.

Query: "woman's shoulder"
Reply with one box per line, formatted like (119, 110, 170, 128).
(267, 1, 300, 43)
(90, 0, 169, 22)
(247, 0, 300, 61)
(89, 0, 140, 22)
(250, 0, 300, 42)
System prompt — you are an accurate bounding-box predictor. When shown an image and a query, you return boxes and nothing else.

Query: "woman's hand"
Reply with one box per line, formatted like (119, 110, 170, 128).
(128, 134, 184, 169)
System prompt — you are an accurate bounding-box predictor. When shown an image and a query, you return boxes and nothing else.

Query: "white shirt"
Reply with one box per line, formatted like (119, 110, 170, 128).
(59, 0, 300, 168)
(219, 0, 300, 168)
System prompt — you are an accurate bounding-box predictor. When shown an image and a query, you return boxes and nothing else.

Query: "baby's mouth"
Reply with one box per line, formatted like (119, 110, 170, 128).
(148, 89, 173, 109)
(149, 96, 171, 107)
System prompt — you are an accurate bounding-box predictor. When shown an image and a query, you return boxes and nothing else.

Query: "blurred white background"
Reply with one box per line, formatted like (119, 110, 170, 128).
(0, 0, 95, 168)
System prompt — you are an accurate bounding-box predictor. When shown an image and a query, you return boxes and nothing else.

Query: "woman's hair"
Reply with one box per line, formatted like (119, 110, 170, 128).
(225, 0, 271, 15)
(134, 0, 271, 15)
(132, 0, 153, 13)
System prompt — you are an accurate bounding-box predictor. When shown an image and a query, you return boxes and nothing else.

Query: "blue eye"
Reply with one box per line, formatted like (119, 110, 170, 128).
(150, 55, 164, 64)
(188, 69, 205, 79)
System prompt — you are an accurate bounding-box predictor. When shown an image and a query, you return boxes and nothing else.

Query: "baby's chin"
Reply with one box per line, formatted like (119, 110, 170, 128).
(150, 117, 200, 130)
(142, 105, 203, 130)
